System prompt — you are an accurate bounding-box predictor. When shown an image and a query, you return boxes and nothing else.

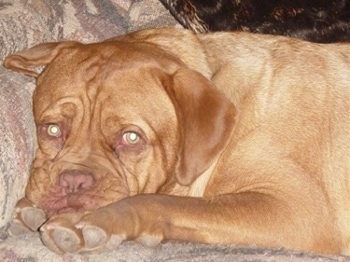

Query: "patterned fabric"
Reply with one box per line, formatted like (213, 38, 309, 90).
(0, 0, 347, 261)
(160, 0, 350, 43)
(1, 233, 347, 261)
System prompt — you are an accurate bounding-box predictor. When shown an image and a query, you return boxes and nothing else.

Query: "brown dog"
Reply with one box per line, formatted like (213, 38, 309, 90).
(3, 28, 350, 255)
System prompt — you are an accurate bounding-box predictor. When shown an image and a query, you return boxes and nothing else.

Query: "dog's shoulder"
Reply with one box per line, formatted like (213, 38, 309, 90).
(107, 28, 349, 90)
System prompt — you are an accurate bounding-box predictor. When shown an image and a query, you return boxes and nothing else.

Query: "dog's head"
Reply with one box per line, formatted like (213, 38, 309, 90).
(4, 37, 236, 216)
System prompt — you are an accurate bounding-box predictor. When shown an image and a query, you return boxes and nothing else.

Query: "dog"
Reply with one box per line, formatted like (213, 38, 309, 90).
(3, 27, 350, 255)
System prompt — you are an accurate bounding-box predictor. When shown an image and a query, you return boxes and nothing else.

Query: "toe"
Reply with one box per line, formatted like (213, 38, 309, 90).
(8, 197, 47, 235)
(81, 225, 107, 250)
(53, 226, 82, 253)
(41, 223, 83, 254)
(20, 207, 47, 231)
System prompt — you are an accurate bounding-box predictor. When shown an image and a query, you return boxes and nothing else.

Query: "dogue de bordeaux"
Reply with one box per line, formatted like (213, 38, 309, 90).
(4, 27, 350, 255)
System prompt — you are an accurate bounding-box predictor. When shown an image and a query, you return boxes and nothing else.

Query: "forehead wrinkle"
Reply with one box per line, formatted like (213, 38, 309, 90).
(99, 68, 177, 138)
(39, 41, 180, 135)
(36, 96, 82, 121)
(76, 50, 119, 125)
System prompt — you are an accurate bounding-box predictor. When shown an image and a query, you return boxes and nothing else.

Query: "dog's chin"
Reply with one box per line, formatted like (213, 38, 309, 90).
(56, 206, 87, 215)
(44, 207, 82, 217)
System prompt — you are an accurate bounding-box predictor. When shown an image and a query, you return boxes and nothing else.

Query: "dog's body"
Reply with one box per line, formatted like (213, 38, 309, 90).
(4, 28, 350, 255)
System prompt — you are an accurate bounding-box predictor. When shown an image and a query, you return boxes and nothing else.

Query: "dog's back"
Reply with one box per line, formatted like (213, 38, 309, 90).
(127, 28, 350, 253)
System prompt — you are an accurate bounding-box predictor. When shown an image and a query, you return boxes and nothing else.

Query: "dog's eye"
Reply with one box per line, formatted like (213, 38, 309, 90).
(47, 124, 61, 137)
(123, 131, 140, 145)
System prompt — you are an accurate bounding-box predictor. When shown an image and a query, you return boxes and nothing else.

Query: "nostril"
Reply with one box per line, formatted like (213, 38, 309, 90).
(59, 170, 95, 193)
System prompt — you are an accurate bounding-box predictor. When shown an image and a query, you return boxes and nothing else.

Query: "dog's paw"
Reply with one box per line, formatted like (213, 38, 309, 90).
(40, 211, 124, 254)
(7, 197, 47, 235)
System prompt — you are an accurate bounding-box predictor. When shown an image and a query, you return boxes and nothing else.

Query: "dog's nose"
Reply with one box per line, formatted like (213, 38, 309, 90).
(59, 170, 95, 193)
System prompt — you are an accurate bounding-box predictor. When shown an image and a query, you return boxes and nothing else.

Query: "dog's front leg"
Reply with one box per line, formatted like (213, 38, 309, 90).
(42, 194, 252, 254)
(39, 193, 339, 254)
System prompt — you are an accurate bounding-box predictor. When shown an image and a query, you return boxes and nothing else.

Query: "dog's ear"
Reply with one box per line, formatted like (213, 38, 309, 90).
(3, 41, 79, 78)
(165, 68, 237, 186)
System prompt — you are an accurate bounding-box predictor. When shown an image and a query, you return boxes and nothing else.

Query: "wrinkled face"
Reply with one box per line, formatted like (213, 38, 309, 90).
(26, 43, 180, 216)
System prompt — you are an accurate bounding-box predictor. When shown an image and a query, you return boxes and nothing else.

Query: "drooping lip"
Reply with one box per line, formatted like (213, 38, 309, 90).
(27, 167, 131, 217)
(38, 190, 98, 217)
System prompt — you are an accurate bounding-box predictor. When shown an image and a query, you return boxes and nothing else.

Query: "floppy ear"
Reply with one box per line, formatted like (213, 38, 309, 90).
(165, 68, 237, 186)
(3, 41, 79, 78)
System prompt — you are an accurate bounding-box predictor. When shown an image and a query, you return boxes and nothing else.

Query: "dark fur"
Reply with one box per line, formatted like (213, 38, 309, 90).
(160, 0, 350, 43)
